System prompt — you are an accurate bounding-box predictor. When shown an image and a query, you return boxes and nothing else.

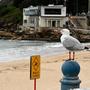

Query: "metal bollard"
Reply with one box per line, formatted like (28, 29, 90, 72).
(60, 60, 81, 90)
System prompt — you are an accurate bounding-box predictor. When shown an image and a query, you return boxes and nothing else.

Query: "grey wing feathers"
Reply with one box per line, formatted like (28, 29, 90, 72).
(62, 36, 84, 51)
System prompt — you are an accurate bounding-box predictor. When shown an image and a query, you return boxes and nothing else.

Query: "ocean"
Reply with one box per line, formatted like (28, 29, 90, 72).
(0, 40, 67, 62)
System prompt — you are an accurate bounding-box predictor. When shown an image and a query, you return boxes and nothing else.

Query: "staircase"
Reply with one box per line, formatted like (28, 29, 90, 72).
(69, 16, 87, 29)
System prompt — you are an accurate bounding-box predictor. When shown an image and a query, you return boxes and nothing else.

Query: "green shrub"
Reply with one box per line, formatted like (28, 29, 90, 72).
(0, 5, 22, 23)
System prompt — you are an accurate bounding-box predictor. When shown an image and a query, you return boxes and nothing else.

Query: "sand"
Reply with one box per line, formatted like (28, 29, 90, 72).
(0, 51, 90, 90)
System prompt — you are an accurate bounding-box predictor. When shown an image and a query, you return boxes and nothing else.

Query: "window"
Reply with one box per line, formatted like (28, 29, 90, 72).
(57, 21, 60, 27)
(52, 21, 56, 27)
(30, 18, 34, 24)
(45, 8, 61, 15)
(24, 20, 27, 23)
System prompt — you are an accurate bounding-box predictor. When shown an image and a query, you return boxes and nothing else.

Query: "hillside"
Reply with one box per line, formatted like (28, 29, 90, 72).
(0, 0, 30, 28)
(0, 0, 88, 26)
(0, 0, 90, 42)
(0, 5, 22, 22)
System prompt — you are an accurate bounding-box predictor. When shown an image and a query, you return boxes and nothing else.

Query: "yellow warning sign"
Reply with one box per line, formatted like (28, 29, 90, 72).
(30, 55, 40, 80)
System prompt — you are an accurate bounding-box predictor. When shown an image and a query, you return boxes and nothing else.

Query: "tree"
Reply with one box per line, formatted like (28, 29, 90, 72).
(13, 0, 22, 7)
(67, 0, 88, 15)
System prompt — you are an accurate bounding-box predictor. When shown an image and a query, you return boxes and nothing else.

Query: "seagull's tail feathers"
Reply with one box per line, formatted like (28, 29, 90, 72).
(84, 46, 89, 49)
(84, 46, 90, 51)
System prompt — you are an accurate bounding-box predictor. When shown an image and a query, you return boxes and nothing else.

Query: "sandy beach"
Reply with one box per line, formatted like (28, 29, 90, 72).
(0, 51, 90, 90)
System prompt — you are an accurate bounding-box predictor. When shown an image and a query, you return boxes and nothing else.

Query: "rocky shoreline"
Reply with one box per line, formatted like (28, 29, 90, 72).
(0, 28, 90, 42)
(69, 28, 90, 42)
(0, 30, 59, 41)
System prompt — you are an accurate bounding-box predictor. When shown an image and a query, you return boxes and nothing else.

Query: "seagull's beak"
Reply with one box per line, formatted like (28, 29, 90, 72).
(60, 30, 63, 34)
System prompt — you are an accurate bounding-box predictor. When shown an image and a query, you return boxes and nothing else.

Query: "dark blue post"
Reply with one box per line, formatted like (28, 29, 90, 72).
(60, 60, 81, 90)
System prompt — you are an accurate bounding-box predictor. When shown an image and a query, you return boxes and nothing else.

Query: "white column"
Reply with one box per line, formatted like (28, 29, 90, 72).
(34, 18, 37, 31)
(46, 19, 48, 27)
(51, 20, 52, 27)
(56, 20, 57, 27)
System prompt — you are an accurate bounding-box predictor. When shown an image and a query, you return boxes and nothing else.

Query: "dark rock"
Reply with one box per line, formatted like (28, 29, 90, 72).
(70, 28, 90, 42)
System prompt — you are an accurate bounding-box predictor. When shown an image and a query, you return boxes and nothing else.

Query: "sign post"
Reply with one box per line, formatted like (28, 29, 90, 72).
(30, 55, 40, 90)
(34, 78, 36, 90)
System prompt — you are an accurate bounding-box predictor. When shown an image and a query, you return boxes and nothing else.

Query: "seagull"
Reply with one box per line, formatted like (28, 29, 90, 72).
(60, 28, 89, 60)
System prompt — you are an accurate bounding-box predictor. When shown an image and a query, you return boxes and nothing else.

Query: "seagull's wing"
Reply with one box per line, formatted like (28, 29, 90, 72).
(62, 36, 84, 51)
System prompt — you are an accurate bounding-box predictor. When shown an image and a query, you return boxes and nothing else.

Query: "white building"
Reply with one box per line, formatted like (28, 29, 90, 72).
(23, 5, 67, 29)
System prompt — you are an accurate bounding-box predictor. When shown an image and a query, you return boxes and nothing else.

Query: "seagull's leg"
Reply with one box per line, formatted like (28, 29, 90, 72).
(69, 51, 71, 60)
(72, 52, 75, 60)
